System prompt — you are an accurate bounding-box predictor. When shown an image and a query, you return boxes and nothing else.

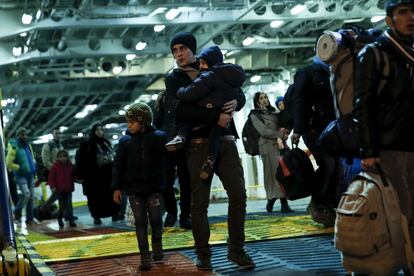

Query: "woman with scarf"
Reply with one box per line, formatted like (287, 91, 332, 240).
(76, 123, 121, 224)
(250, 92, 294, 213)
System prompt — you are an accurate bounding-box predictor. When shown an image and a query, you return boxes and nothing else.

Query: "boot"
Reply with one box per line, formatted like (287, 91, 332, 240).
(152, 243, 164, 263)
(280, 198, 294, 213)
(266, 198, 277, 213)
(139, 253, 151, 271)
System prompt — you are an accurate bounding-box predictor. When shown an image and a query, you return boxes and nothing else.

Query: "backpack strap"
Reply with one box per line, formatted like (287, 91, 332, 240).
(367, 44, 390, 96)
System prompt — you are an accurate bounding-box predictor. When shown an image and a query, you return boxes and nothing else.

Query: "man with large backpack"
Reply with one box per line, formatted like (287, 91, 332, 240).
(290, 55, 337, 226)
(353, 0, 414, 248)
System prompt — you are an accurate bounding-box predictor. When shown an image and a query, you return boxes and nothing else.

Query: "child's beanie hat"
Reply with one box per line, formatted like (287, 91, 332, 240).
(125, 102, 153, 124)
(199, 46, 224, 67)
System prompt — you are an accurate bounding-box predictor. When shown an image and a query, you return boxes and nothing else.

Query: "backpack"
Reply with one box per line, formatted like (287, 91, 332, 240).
(335, 164, 414, 275)
(280, 83, 295, 130)
(241, 110, 263, 156)
(316, 28, 389, 158)
(275, 146, 315, 200)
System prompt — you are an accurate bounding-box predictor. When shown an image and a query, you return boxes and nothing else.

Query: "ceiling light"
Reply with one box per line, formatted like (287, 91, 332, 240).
(21, 13, 33, 24)
(35, 9, 42, 20)
(270, 20, 284, 28)
(250, 75, 261, 83)
(59, 126, 68, 132)
(148, 7, 168, 17)
(126, 54, 136, 60)
(290, 4, 305, 15)
(112, 134, 119, 140)
(33, 139, 49, 144)
(135, 41, 147, 51)
(154, 25, 165, 32)
(77, 132, 84, 137)
(151, 94, 158, 101)
(112, 66, 122, 74)
(119, 110, 126, 115)
(165, 8, 180, 20)
(221, 50, 228, 55)
(1, 100, 7, 107)
(371, 15, 385, 23)
(105, 123, 120, 129)
(343, 18, 364, 23)
(12, 47, 22, 57)
(74, 104, 97, 119)
(85, 104, 97, 111)
(74, 111, 88, 119)
(20, 32, 27, 37)
(242, 37, 255, 46)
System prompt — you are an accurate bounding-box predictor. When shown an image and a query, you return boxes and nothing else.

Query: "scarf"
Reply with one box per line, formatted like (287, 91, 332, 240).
(384, 29, 414, 66)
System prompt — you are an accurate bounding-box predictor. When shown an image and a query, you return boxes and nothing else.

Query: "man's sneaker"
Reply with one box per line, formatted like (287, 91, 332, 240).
(165, 135, 185, 152)
(199, 155, 215, 180)
(164, 214, 177, 227)
(195, 255, 212, 271)
(227, 249, 255, 269)
(179, 218, 192, 230)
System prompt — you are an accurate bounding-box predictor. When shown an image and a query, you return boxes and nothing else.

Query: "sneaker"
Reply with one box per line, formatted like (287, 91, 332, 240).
(165, 135, 185, 152)
(199, 156, 215, 180)
(227, 249, 255, 269)
(179, 218, 192, 230)
(195, 255, 212, 271)
(139, 253, 151, 271)
(93, 218, 102, 225)
(69, 221, 77, 227)
(58, 219, 64, 229)
(307, 204, 335, 227)
(164, 214, 177, 228)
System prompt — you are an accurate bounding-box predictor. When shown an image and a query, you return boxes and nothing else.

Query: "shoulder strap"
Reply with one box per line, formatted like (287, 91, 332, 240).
(367, 44, 390, 96)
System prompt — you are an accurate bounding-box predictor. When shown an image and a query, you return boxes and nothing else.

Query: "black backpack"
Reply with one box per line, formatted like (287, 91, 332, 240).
(281, 83, 295, 129)
(242, 110, 263, 156)
(276, 146, 315, 200)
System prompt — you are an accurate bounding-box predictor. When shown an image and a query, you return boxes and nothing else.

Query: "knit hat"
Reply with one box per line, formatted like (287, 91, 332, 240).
(125, 102, 153, 124)
(170, 32, 197, 55)
(275, 96, 284, 108)
(385, 0, 414, 15)
(198, 46, 223, 67)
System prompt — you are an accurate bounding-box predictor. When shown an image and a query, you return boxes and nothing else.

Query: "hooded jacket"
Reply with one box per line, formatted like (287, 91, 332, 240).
(48, 161, 75, 193)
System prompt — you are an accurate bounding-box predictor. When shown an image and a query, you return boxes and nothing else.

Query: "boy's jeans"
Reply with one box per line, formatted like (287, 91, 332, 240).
(14, 175, 35, 222)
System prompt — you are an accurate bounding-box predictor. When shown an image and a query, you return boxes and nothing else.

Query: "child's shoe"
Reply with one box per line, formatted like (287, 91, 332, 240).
(165, 135, 185, 151)
(152, 243, 164, 263)
(69, 221, 77, 227)
(139, 253, 151, 271)
(200, 155, 215, 180)
(58, 219, 64, 229)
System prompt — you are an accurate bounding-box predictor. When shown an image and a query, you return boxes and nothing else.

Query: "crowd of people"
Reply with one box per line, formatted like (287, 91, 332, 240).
(4, 0, 414, 273)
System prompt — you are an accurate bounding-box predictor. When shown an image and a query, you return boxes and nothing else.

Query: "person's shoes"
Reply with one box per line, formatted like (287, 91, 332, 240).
(164, 214, 177, 227)
(227, 249, 255, 269)
(307, 204, 335, 227)
(179, 218, 192, 230)
(165, 135, 185, 152)
(139, 253, 151, 271)
(93, 218, 102, 225)
(112, 214, 124, 222)
(65, 216, 78, 221)
(280, 198, 295, 213)
(266, 198, 277, 213)
(58, 219, 64, 229)
(200, 155, 215, 180)
(152, 243, 164, 263)
(69, 221, 77, 227)
(195, 254, 212, 271)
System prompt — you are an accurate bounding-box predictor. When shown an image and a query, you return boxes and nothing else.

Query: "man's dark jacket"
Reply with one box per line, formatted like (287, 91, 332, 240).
(353, 32, 414, 158)
(293, 60, 335, 135)
(112, 126, 167, 196)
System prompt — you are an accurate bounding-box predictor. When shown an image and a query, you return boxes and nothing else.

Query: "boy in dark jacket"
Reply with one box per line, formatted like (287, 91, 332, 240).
(48, 150, 76, 228)
(165, 45, 246, 179)
(112, 102, 168, 271)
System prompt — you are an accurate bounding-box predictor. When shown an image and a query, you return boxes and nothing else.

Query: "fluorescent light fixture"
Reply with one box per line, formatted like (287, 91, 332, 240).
(1, 100, 7, 107)
(20, 32, 27, 37)
(154, 25, 165, 32)
(122, 131, 126, 135)
(12, 47, 22, 57)
(23, 46, 28, 53)
(148, 7, 168, 17)
(22, 13, 33, 24)
(135, 41, 147, 51)
(59, 126, 68, 132)
(118, 110, 126, 116)
(112, 66, 123, 74)
(343, 18, 364, 23)
(105, 123, 120, 129)
(165, 8, 180, 20)
(74, 111, 88, 118)
(371, 15, 385, 23)
(270, 20, 284, 28)
(112, 134, 119, 140)
(124, 104, 130, 110)
(35, 9, 42, 20)
(33, 139, 49, 144)
(74, 104, 97, 119)
(136, 94, 152, 103)
(151, 94, 158, 101)
(221, 50, 228, 55)
(84, 104, 97, 111)
(290, 4, 305, 15)
(77, 132, 84, 137)
(126, 54, 136, 60)
(242, 37, 255, 46)
(250, 75, 261, 83)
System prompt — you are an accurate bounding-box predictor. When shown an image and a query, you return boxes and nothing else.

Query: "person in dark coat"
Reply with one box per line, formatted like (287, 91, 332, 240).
(166, 45, 246, 180)
(76, 123, 120, 224)
(290, 56, 338, 227)
(112, 102, 168, 271)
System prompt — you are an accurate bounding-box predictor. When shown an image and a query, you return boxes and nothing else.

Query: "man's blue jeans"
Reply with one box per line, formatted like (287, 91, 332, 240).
(14, 175, 35, 222)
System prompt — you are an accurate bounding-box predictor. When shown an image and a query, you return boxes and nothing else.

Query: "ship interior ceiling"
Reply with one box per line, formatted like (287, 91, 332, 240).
(0, 0, 386, 148)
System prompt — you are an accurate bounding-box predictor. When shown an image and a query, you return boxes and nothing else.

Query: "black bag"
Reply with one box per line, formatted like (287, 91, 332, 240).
(242, 110, 263, 156)
(276, 146, 315, 200)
